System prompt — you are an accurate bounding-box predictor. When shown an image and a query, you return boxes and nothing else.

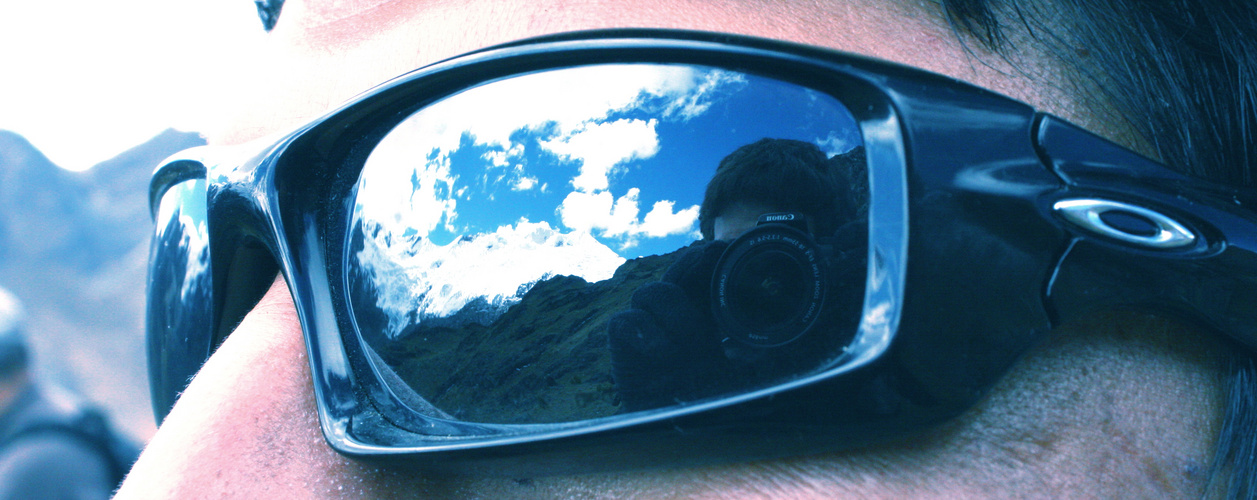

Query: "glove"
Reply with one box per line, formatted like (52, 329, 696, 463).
(607, 241, 729, 412)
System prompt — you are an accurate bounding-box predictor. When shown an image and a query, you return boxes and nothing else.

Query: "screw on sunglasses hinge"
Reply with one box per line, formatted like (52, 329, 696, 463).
(1052, 198, 1197, 250)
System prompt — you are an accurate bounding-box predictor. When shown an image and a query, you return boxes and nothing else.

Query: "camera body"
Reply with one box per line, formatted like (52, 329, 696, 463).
(711, 212, 829, 347)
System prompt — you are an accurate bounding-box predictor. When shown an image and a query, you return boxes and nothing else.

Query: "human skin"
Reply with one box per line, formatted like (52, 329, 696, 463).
(116, 0, 1228, 498)
(714, 203, 780, 242)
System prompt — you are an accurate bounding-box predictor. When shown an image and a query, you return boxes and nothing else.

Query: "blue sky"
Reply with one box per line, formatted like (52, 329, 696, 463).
(351, 64, 862, 329)
(358, 64, 860, 261)
(0, 0, 262, 171)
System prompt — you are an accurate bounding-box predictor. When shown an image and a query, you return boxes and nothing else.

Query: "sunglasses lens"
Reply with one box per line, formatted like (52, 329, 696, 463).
(146, 178, 213, 420)
(346, 64, 869, 424)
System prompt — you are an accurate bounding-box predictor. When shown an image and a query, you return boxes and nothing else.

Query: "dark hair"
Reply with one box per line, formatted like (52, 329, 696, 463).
(940, 0, 1257, 496)
(698, 139, 861, 240)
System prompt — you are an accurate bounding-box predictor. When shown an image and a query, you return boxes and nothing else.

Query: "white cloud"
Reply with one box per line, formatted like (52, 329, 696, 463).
(640, 200, 702, 238)
(357, 134, 459, 239)
(385, 65, 698, 158)
(372, 64, 740, 191)
(540, 118, 660, 192)
(557, 190, 614, 234)
(815, 129, 859, 157)
(482, 150, 511, 169)
(661, 69, 747, 120)
(359, 63, 737, 256)
(356, 218, 625, 336)
(512, 176, 539, 191)
(558, 188, 699, 245)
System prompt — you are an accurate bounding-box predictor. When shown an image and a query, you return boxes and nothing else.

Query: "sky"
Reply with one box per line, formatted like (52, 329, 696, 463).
(0, 0, 264, 171)
(348, 64, 863, 334)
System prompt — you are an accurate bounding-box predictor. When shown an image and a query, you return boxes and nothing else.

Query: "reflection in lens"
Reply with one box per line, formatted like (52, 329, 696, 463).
(347, 63, 868, 424)
(734, 250, 808, 330)
(147, 179, 213, 420)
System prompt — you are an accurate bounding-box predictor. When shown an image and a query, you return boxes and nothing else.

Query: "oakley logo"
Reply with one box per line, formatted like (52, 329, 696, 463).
(1053, 198, 1197, 249)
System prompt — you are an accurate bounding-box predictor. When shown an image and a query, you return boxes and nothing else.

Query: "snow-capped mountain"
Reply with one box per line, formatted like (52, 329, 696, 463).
(353, 218, 627, 338)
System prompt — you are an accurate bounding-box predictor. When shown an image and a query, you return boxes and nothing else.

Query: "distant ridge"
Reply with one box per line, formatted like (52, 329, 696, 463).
(0, 128, 205, 270)
(0, 130, 56, 170)
(90, 129, 205, 184)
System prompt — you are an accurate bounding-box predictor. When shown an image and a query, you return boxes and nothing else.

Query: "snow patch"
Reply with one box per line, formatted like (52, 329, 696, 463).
(354, 218, 625, 338)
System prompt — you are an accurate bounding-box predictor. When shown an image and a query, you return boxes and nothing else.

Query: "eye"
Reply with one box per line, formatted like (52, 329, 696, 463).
(254, 0, 284, 31)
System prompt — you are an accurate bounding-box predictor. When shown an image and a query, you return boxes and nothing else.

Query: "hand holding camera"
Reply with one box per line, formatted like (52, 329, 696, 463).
(609, 212, 865, 412)
(607, 240, 731, 412)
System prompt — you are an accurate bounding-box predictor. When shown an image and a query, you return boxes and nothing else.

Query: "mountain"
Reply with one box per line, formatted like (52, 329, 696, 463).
(353, 241, 680, 424)
(0, 129, 206, 441)
(353, 218, 628, 339)
(0, 129, 204, 270)
(0, 132, 92, 266)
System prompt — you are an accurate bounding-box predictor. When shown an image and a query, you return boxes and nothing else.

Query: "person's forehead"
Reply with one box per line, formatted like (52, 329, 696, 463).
(213, 0, 1092, 148)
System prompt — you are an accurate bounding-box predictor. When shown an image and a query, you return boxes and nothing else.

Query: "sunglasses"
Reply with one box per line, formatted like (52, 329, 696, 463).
(146, 29, 1257, 474)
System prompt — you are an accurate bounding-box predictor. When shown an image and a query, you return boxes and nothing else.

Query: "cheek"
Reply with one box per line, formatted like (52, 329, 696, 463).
(120, 275, 1226, 499)
(122, 276, 571, 498)
(928, 310, 1227, 496)
(120, 277, 377, 497)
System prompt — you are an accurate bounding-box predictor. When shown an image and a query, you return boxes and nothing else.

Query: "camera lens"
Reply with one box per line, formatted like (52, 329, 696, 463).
(729, 249, 809, 330)
(712, 223, 826, 347)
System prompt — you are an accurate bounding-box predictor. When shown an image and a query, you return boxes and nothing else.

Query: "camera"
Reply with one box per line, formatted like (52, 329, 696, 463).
(711, 212, 830, 347)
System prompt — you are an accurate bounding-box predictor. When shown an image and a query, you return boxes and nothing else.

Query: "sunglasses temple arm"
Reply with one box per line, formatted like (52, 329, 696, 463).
(1037, 115, 1257, 348)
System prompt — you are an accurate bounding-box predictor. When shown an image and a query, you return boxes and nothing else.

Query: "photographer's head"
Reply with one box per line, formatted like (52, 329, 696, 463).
(120, 0, 1256, 498)
(700, 139, 862, 241)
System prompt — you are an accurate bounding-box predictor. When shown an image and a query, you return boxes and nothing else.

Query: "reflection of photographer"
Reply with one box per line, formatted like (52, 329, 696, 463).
(608, 138, 866, 412)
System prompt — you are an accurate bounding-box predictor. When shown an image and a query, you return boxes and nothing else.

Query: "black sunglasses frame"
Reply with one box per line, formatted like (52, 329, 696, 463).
(146, 29, 1257, 474)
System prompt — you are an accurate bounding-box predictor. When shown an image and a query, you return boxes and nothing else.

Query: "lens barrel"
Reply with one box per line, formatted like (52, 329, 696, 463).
(711, 214, 827, 347)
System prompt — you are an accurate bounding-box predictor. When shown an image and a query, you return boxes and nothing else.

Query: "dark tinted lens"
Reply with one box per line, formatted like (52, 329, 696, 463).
(347, 64, 868, 424)
(146, 178, 213, 420)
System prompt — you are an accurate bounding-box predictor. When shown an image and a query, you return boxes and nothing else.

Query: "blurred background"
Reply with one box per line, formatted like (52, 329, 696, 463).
(0, 0, 266, 442)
